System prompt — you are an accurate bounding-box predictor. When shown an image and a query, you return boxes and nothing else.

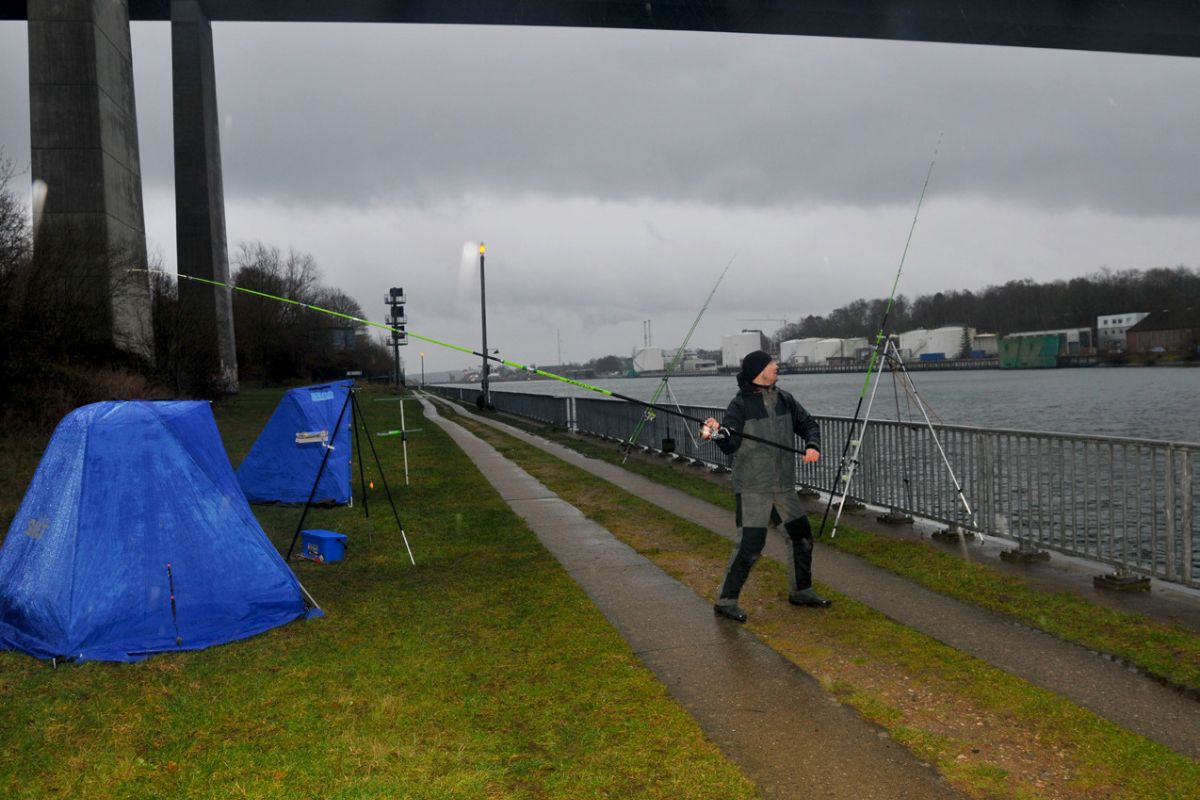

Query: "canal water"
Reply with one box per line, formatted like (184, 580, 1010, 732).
(459, 367, 1200, 443)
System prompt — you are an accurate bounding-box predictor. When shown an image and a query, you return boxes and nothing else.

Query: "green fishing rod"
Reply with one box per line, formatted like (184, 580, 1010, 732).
(141, 270, 813, 458)
(619, 255, 735, 463)
(817, 134, 942, 537)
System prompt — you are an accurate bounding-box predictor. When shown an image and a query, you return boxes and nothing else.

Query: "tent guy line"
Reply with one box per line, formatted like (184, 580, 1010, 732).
(134, 269, 814, 458)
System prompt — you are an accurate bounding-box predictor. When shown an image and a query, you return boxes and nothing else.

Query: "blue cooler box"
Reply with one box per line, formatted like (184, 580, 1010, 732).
(300, 529, 347, 563)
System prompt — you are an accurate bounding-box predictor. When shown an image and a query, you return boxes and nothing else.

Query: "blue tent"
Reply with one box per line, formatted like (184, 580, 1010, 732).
(0, 401, 320, 663)
(237, 381, 354, 505)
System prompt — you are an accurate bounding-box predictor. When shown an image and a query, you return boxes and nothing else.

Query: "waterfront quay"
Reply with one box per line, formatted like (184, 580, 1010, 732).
(781, 357, 1001, 374)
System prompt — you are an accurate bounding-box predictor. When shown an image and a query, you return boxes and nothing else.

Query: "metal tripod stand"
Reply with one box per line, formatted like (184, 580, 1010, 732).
(821, 338, 976, 539)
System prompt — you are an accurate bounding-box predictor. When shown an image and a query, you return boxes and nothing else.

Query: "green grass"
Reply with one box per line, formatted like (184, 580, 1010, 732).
(442, 402, 1200, 800)
(484, 407, 1200, 694)
(0, 387, 757, 800)
(819, 527, 1200, 691)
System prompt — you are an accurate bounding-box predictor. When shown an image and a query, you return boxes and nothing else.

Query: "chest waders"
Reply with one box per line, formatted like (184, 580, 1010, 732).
(715, 391, 828, 621)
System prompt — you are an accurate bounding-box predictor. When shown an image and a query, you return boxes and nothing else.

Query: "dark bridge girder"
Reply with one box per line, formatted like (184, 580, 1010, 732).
(6, 1, 1200, 59)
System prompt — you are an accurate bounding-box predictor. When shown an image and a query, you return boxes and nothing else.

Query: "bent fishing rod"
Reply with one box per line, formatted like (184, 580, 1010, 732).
(136, 269, 812, 459)
(817, 134, 942, 538)
(620, 255, 735, 462)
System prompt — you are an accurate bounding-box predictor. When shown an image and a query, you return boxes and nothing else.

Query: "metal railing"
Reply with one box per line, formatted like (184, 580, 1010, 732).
(424, 386, 1199, 588)
(424, 385, 569, 427)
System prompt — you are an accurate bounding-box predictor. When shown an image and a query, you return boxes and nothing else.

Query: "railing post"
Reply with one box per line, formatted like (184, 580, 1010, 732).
(1181, 450, 1193, 587)
(980, 434, 994, 535)
(1165, 447, 1177, 583)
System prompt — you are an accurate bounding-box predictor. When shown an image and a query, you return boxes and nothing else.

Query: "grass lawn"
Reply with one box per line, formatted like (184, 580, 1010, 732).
(438, 400, 1200, 800)
(0, 387, 757, 799)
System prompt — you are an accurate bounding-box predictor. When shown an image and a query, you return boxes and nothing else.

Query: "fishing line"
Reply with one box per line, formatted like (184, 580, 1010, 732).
(134, 269, 812, 458)
(818, 134, 943, 536)
(621, 255, 735, 462)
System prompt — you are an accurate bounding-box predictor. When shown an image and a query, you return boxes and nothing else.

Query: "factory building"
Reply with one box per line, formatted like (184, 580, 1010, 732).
(1097, 312, 1149, 352)
(1004, 327, 1094, 356)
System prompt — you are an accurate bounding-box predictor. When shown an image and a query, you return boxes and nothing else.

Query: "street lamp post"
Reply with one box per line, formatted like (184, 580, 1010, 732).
(420, 352, 425, 387)
(479, 242, 490, 408)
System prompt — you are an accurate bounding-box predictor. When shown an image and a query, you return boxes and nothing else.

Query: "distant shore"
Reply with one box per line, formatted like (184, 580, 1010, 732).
(439, 355, 1198, 386)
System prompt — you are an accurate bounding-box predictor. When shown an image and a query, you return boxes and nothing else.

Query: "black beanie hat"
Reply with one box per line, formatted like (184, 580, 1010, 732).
(739, 350, 772, 382)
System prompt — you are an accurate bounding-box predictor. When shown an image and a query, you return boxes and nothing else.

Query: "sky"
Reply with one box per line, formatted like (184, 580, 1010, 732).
(1, 20, 1199, 376)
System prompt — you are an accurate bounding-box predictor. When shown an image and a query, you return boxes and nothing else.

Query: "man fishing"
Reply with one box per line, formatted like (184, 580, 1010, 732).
(700, 350, 830, 623)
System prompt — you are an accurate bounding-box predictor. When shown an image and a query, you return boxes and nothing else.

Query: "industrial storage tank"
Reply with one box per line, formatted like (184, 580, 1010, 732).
(721, 331, 768, 368)
(972, 332, 999, 357)
(632, 347, 665, 373)
(780, 337, 822, 365)
(898, 328, 929, 357)
(815, 339, 847, 361)
(898, 326, 972, 358)
(925, 326, 972, 358)
(839, 337, 868, 360)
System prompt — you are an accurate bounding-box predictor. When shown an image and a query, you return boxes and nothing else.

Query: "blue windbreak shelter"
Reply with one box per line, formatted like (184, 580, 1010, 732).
(237, 381, 354, 505)
(0, 401, 319, 663)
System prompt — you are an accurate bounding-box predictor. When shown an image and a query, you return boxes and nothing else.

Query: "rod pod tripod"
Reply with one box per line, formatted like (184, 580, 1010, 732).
(819, 338, 976, 539)
(285, 387, 416, 566)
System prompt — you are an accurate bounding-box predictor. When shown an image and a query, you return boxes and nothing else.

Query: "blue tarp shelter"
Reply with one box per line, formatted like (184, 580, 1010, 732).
(237, 381, 354, 505)
(0, 401, 319, 663)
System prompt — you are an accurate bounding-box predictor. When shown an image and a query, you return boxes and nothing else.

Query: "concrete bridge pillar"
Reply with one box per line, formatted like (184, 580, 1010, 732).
(171, 0, 238, 392)
(27, 0, 153, 359)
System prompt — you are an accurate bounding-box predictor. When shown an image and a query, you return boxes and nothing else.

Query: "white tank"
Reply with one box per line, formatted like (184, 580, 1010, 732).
(898, 328, 929, 356)
(721, 332, 766, 368)
(815, 338, 845, 361)
(924, 326, 969, 358)
(632, 347, 664, 373)
(840, 337, 868, 358)
(782, 337, 823, 363)
(780, 338, 809, 364)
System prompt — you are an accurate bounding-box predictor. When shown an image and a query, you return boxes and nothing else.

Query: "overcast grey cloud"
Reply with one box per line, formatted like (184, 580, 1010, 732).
(2, 21, 1198, 374)
(192, 25, 1200, 214)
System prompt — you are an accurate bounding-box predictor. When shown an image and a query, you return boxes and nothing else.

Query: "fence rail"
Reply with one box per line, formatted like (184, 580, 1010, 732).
(424, 385, 1199, 588)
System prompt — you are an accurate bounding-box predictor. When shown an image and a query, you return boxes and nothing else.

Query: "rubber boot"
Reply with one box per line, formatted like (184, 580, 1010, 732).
(784, 517, 831, 607)
(715, 527, 767, 622)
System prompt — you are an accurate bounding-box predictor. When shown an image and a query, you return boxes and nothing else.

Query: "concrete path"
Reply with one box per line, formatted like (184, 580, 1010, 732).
(422, 397, 964, 799)
(426, 395, 1200, 761)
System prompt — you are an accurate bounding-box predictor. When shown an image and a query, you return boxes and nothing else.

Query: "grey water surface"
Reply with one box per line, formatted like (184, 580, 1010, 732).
(464, 367, 1199, 443)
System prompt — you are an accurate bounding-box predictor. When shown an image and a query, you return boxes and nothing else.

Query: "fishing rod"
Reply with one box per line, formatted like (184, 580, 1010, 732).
(817, 134, 942, 538)
(620, 255, 735, 463)
(136, 269, 812, 458)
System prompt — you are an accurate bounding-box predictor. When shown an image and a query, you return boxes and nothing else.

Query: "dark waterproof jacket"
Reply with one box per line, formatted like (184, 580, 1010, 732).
(715, 380, 821, 493)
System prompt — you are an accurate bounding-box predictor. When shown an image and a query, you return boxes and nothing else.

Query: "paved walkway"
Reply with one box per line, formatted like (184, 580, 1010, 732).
(422, 397, 963, 799)
(424, 394, 1200, 762)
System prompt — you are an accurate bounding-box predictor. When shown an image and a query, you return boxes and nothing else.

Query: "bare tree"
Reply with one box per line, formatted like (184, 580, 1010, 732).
(0, 148, 29, 282)
(230, 241, 330, 382)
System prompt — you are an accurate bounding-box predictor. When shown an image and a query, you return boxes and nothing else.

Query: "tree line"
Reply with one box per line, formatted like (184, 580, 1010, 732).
(776, 268, 1199, 342)
(533, 268, 1199, 376)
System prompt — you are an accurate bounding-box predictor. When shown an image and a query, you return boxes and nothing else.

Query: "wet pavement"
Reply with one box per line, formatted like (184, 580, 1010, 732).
(423, 394, 1200, 779)
(422, 397, 964, 799)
